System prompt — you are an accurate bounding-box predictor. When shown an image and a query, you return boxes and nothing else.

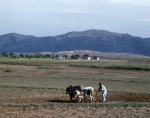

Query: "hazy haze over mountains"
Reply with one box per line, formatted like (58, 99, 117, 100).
(0, 29, 150, 56)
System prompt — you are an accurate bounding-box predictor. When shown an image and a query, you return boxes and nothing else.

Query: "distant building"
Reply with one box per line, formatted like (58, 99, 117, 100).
(88, 57, 91, 60)
(57, 55, 66, 60)
(97, 57, 100, 60)
(92, 56, 100, 60)
(87, 57, 91, 60)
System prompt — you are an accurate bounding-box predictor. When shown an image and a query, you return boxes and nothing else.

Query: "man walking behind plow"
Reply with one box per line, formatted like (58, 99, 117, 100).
(96, 83, 107, 102)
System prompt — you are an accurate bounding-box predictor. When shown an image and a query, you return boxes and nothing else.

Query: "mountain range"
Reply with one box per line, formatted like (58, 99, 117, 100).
(0, 29, 150, 56)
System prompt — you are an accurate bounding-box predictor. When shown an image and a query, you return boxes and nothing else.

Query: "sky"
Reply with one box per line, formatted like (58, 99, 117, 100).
(0, 0, 150, 38)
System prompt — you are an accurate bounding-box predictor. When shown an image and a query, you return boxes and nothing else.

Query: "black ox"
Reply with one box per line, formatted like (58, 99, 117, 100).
(66, 86, 82, 101)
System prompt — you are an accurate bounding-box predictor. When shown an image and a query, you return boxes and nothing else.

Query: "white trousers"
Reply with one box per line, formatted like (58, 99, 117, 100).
(102, 92, 107, 102)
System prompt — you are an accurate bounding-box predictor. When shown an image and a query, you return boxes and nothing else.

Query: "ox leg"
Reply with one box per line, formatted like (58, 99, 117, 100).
(90, 96, 95, 102)
(77, 97, 82, 103)
(90, 95, 92, 103)
(92, 96, 95, 102)
(75, 97, 78, 102)
(76, 96, 83, 103)
(84, 96, 87, 102)
(79, 97, 82, 103)
(69, 94, 73, 102)
(89, 93, 95, 102)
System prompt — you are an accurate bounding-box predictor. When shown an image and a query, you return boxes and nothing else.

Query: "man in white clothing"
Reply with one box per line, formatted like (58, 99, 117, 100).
(96, 83, 107, 102)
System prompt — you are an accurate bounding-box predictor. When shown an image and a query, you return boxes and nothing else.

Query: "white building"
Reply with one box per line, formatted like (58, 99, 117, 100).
(57, 55, 66, 60)
(87, 57, 91, 60)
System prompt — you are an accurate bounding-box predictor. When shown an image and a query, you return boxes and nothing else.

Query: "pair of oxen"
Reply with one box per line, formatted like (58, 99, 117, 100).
(66, 85, 95, 102)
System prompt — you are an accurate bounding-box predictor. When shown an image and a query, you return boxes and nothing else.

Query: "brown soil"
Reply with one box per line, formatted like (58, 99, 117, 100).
(1, 93, 150, 104)
(1, 93, 150, 118)
(1, 106, 149, 118)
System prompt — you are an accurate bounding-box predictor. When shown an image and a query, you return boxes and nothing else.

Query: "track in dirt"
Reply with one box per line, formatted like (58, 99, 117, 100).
(1, 93, 150, 104)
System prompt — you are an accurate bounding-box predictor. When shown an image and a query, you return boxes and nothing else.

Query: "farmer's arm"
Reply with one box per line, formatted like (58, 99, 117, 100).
(96, 87, 101, 95)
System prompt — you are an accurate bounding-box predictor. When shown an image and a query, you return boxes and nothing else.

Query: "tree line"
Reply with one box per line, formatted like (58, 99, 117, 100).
(0, 52, 98, 60)
(0, 52, 56, 59)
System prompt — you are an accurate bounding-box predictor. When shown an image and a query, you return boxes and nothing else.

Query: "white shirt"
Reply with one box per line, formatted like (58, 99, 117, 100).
(99, 85, 107, 94)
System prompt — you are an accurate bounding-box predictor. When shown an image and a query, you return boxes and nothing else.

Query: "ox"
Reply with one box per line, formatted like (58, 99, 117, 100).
(66, 85, 82, 101)
(76, 86, 95, 103)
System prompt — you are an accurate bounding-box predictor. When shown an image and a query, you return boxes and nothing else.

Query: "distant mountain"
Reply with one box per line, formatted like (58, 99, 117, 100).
(0, 29, 150, 56)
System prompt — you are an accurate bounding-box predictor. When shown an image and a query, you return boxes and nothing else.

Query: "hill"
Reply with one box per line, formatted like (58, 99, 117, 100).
(0, 29, 150, 56)
(56, 50, 150, 60)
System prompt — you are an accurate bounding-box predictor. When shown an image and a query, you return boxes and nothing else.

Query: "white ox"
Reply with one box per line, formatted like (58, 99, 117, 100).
(75, 86, 95, 102)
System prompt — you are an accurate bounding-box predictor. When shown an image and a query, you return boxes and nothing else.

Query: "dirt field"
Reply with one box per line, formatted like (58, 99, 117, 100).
(1, 92, 150, 104)
(0, 105, 150, 118)
(0, 59, 150, 117)
(1, 93, 150, 118)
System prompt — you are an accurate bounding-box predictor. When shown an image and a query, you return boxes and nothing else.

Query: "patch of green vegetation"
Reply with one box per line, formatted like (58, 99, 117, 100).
(69, 60, 150, 71)
(0, 85, 63, 90)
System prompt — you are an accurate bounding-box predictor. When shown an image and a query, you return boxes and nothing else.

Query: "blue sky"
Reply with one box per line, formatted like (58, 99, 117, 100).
(0, 0, 150, 37)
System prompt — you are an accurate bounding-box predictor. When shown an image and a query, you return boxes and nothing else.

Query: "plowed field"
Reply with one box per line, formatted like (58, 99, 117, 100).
(1, 93, 150, 104)
(0, 59, 150, 117)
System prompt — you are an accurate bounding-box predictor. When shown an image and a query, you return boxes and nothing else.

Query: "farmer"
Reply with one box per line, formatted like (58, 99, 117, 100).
(96, 83, 107, 102)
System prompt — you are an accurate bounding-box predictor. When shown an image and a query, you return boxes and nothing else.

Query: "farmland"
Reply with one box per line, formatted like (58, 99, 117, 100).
(0, 58, 150, 118)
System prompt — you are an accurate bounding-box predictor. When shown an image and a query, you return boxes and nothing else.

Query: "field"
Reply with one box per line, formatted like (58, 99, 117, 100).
(0, 58, 150, 118)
